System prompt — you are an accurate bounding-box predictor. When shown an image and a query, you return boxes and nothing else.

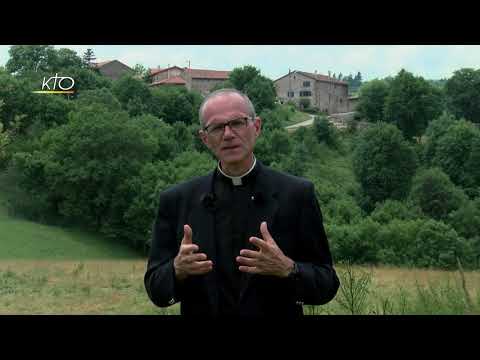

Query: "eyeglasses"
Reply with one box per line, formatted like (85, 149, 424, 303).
(203, 117, 252, 137)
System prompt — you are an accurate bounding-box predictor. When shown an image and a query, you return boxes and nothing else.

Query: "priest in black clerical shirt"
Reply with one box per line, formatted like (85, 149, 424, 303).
(144, 88, 340, 317)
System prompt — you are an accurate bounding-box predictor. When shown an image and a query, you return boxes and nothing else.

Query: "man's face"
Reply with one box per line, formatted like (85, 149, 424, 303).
(200, 93, 261, 167)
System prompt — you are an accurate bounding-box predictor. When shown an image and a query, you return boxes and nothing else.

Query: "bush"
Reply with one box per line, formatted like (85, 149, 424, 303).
(448, 199, 480, 239)
(413, 219, 474, 269)
(327, 218, 381, 264)
(370, 199, 423, 224)
(313, 115, 338, 148)
(431, 119, 480, 190)
(410, 167, 467, 221)
(353, 122, 418, 211)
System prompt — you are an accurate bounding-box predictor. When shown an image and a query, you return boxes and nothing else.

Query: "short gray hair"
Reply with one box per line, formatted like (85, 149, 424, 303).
(198, 88, 256, 127)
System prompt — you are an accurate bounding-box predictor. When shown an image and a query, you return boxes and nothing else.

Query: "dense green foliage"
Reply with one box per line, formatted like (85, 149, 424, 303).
(352, 123, 418, 211)
(1, 46, 479, 270)
(357, 69, 443, 140)
(356, 79, 390, 123)
(445, 68, 480, 123)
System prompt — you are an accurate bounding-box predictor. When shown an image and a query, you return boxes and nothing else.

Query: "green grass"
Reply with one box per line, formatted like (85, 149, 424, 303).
(0, 261, 478, 314)
(0, 217, 140, 260)
(286, 111, 311, 126)
(278, 104, 312, 127)
(0, 186, 140, 260)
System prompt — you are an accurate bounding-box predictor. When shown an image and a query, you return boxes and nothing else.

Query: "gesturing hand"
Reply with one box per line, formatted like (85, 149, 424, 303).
(174, 224, 213, 281)
(236, 221, 294, 278)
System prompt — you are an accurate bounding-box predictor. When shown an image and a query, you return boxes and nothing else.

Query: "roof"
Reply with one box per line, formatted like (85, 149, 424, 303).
(149, 66, 184, 77)
(92, 60, 113, 68)
(298, 71, 348, 85)
(149, 66, 230, 80)
(92, 60, 133, 71)
(186, 68, 230, 79)
(150, 76, 187, 86)
(274, 70, 348, 85)
(149, 67, 163, 75)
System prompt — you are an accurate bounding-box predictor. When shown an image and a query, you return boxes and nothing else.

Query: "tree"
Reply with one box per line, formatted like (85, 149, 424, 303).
(83, 48, 96, 66)
(229, 65, 261, 92)
(423, 112, 458, 165)
(0, 100, 23, 167)
(410, 167, 467, 221)
(76, 88, 122, 112)
(384, 69, 443, 140)
(132, 63, 150, 82)
(112, 75, 152, 117)
(6, 45, 58, 75)
(352, 123, 418, 211)
(464, 135, 480, 196)
(150, 87, 200, 125)
(280, 142, 310, 177)
(448, 199, 480, 240)
(356, 79, 390, 122)
(55, 48, 85, 69)
(431, 119, 480, 190)
(244, 75, 276, 113)
(227, 65, 276, 113)
(0, 70, 36, 131)
(313, 115, 338, 148)
(444, 68, 480, 123)
(11, 104, 158, 233)
(370, 199, 423, 224)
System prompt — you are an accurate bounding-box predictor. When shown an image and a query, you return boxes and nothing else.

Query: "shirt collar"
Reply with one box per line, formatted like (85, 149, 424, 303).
(217, 156, 257, 186)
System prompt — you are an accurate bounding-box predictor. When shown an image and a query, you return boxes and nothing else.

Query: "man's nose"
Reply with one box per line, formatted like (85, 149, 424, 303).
(223, 124, 235, 138)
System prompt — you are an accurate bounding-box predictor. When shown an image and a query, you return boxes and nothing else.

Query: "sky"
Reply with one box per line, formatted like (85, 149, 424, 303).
(1, 45, 479, 81)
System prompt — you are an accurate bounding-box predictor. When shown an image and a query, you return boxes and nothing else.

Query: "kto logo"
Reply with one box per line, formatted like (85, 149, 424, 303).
(33, 73, 75, 94)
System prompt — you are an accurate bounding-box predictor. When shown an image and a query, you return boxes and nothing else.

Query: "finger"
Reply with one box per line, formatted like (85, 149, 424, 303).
(249, 237, 268, 250)
(189, 260, 213, 274)
(236, 256, 257, 266)
(181, 224, 192, 245)
(239, 249, 261, 258)
(238, 266, 259, 274)
(179, 244, 199, 254)
(183, 252, 208, 263)
(260, 221, 274, 243)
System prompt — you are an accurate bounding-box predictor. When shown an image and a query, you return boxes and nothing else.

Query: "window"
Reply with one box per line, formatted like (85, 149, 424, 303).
(287, 91, 294, 97)
(300, 91, 312, 97)
(303, 81, 311, 87)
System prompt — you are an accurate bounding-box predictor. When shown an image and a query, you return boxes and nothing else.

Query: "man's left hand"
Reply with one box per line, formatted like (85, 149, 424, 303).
(237, 221, 294, 278)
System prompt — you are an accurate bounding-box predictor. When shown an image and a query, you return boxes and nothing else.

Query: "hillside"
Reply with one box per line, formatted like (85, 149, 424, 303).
(0, 189, 141, 260)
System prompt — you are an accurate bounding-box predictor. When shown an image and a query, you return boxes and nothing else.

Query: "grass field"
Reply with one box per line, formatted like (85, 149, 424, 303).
(0, 260, 478, 314)
(280, 105, 312, 127)
(1, 156, 479, 315)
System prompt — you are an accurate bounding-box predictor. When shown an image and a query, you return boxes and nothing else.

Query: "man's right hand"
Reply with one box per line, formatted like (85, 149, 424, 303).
(173, 224, 213, 281)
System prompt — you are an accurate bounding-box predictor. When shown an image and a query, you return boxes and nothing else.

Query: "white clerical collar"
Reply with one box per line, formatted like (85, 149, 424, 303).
(217, 157, 257, 186)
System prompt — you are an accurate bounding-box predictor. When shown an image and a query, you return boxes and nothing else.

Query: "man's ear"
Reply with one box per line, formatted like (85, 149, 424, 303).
(254, 117, 262, 137)
(199, 129, 209, 147)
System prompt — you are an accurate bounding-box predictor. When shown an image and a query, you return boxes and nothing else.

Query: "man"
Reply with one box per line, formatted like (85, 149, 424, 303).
(144, 89, 339, 317)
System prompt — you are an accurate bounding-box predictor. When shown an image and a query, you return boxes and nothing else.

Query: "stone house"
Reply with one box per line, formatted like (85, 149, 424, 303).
(274, 70, 350, 114)
(148, 66, 230, 95)
(92, 60, 133, 81)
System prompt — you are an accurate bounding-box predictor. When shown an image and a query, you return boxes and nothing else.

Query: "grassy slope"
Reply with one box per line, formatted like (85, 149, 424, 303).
(279, 104, 312, 126)
(0, 188, 140, 261)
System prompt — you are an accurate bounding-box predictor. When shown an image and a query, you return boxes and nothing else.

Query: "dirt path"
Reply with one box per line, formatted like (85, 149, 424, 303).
(285, 112, 356, 131)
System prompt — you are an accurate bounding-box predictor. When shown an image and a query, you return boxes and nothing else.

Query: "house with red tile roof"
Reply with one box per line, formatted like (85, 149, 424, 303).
(148, 66, 230, 95)
(274, 70, 350, 114)
(91, 60, 133, 81)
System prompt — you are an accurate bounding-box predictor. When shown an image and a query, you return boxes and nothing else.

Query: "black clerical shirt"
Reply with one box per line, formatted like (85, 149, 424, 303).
(213, 162, 259, 316)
